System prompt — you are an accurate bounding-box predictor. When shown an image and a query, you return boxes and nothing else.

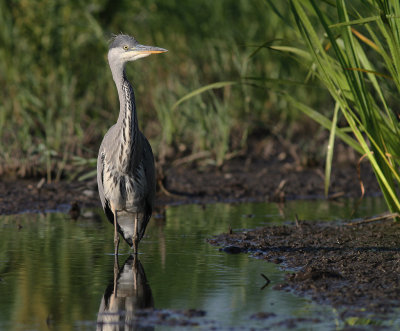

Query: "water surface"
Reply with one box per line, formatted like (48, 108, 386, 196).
(0, 197, 393, 330)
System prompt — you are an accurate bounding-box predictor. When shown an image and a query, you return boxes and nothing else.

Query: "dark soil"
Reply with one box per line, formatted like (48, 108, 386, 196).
(0, 139, 380, 215)
(208, 218, 400, 315)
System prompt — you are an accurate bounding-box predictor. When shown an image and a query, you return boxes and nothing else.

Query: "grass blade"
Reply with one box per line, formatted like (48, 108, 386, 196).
(172, 81, 238, 110)
(325, 102, 339, 196)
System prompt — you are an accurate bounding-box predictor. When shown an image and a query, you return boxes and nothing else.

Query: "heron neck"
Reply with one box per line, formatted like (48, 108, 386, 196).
(116, 70, 138, 130)
(113, 67, 140, 170)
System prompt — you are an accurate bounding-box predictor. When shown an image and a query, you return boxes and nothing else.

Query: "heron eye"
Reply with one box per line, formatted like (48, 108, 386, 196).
(123, 45, 129, 50)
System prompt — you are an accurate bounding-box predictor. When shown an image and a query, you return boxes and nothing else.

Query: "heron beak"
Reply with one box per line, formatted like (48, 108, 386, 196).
(131, 44, 168, 55)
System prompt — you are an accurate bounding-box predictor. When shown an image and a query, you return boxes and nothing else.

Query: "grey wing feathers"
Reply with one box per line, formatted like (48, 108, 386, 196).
(97, 148, 106, 210)
(97, 129, 115, 224)
(143, 135, 156, 207)
(138, 134, 156, 240)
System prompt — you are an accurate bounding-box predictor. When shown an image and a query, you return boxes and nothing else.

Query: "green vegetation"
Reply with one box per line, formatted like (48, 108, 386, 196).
(273, 0, 400, 213)
(1, 1, 398, 213)
(0, 0, 324, 180)
(179, 0, 400, 213)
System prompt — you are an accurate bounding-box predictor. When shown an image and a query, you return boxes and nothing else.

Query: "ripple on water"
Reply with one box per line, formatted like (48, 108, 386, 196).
(0, 197, 396, 330)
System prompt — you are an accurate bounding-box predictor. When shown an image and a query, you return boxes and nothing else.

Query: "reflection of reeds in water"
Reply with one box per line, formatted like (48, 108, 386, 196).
(97, 255, 154, 330)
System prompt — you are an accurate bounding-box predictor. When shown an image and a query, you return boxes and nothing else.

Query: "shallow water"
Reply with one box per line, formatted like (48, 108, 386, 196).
(0, 197, 394, 330)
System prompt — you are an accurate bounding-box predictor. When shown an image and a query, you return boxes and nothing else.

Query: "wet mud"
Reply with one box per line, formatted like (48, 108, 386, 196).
(208, 218, 400, 316)
(0, 139, 380, 215)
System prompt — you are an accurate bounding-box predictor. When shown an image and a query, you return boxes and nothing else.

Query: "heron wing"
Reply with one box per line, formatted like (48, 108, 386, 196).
(97, 139, 114, 224)
(138, 134, 156, 240)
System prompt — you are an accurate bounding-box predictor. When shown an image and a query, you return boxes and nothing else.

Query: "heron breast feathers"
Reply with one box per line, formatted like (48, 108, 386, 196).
(103, 167, 147, 212)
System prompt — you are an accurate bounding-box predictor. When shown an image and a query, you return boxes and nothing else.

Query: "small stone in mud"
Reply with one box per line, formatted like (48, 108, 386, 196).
(271, 257, 283, 264)
(272, 283, 288, 290)
(290, 267, 343, 281)
(220, 246, 242, 254)
(123, 308, 211, 327)
(250, 312, 276, 320)
(135, 309, 152, 317)
(271, 317, 321, 329)
(183, 309, 206, 317)
(68, 201, 81, 220)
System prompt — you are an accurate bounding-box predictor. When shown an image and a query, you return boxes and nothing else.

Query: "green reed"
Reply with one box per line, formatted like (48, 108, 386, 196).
(282, 0, 400, 213)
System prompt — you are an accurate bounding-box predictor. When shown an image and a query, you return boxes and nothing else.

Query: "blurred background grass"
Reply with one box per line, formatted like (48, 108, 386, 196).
(0, 0, 330, 180)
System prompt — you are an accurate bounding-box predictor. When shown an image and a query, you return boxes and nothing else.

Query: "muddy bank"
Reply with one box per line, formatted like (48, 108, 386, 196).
(208, 218, 400, 315)
(0, 138, 380, 215)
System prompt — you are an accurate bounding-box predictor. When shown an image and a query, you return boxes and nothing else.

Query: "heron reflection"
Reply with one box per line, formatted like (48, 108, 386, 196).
(97, 255, 153, 330)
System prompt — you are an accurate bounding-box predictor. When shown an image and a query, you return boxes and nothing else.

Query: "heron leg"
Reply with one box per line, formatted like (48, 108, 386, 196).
(114, 213, 120, 255)
(133, 214, 139, 254)
(111, 204, 120, 255)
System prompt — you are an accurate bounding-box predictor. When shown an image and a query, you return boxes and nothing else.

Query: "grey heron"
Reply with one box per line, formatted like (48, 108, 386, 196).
(97, 34, 167, 255)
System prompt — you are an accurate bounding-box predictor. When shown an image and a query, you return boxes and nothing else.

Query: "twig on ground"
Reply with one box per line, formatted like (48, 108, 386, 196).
(328, 191, 345, 200)
(172, 151, 211, 167)
(295, 214, 300, 227)
(345, 212, 399, 226)
(157, 179, 183, 198)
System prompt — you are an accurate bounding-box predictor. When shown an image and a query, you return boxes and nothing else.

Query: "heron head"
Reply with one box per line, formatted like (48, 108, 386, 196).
(108, 34, 167, 66)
